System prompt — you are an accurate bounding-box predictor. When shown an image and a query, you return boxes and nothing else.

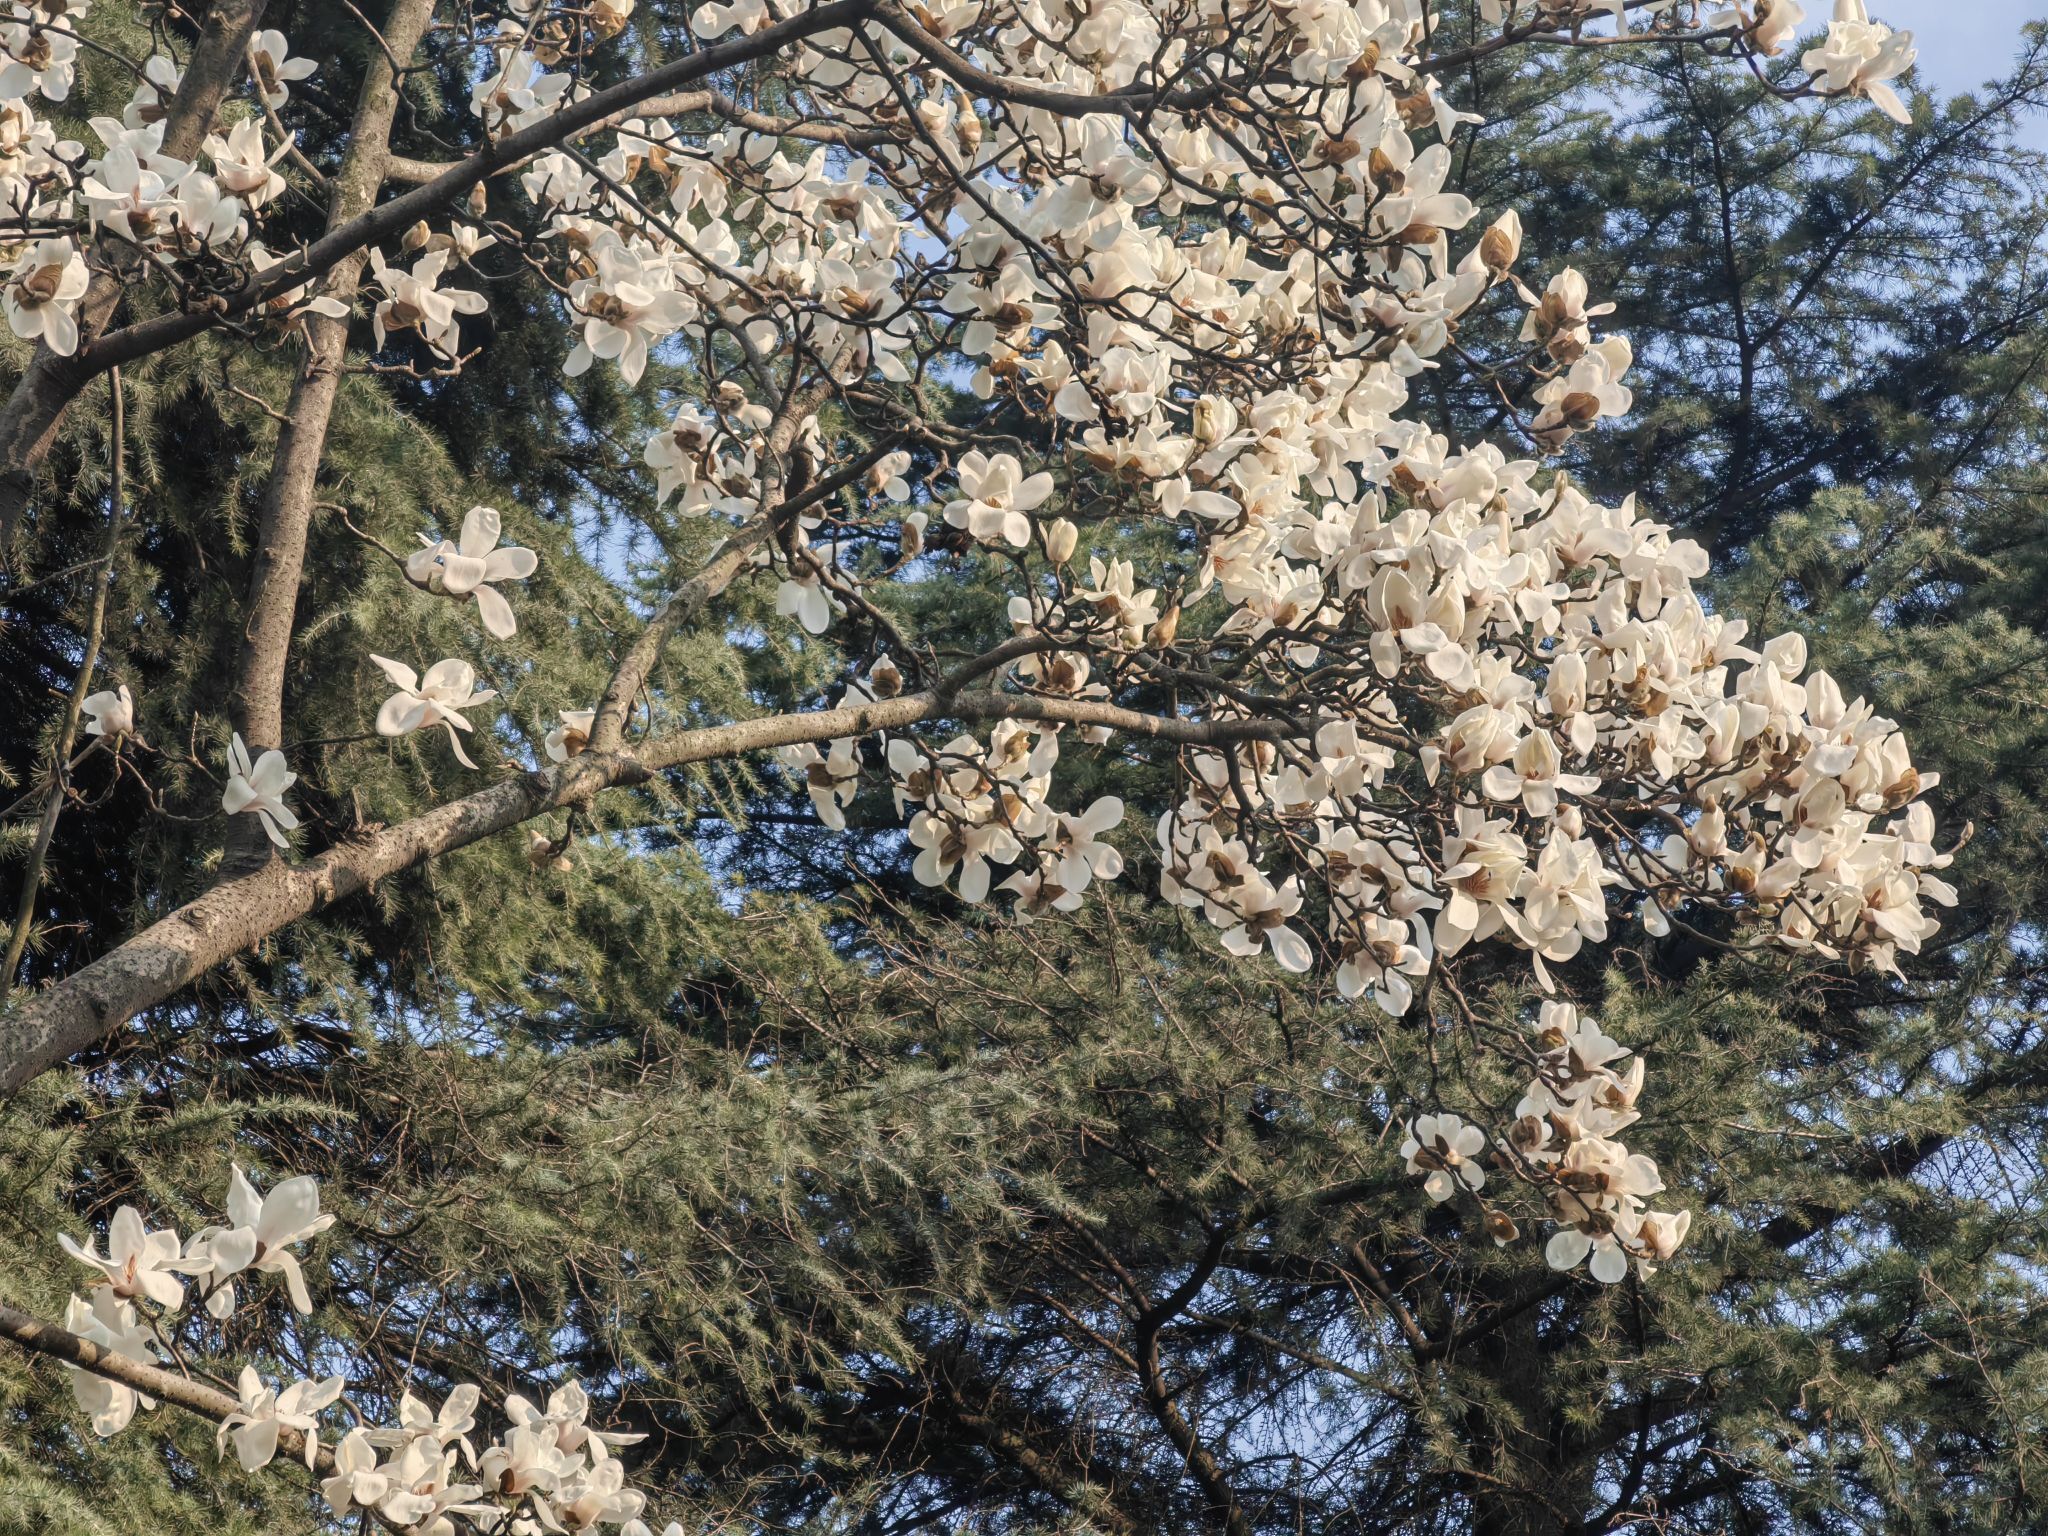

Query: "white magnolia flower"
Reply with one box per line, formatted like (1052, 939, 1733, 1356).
(5, 237, 90, 355)
(62, 1290, 157, 1436)
(58, 1205, 206, 1311)
(247, 30, 317, 110)
(248, 241, 352, 322)
(185, 1165, 336, 1317)
(1631, 1208, 1694, 1276)
(1215, 873, 1312, 973)
(544, 708, 596, 763)
(322, 1428, 391, 1515)
(80, 684, 134, 737)
(0, 14, 78, 99)
(478, 1422, 572, 1502)
(549, 1456, 646, 1531)
(504, 1379, 646, 1461)
(370, 655, 498, 769)
(218, 1367, 345, 1471)
(370, 248, 488, 359)
(1733, 0, 1807, 55)
(405, 506, 538, 639)
(782, 739, 861, 828)
(909, 811, 1021, 904)
(1400, 1113, 1489, 1203)
(377, 1436, 487, 1529)
(1045, 797, 1124, 893)
(564, 235, 696, 384)
(943, 451, 1056, 549)
(1802, 1, 1916, 123)
(471, 49, 572, 135)
(1546, 1224, 1631, 1285)
(367, 1383, 482, 1459)
(775, 548, 843, 635)
(124, 54, 183, 129)
(165, 169, 243, 249)
(222, 733, 298, 849)
(204, 118, 291, 208)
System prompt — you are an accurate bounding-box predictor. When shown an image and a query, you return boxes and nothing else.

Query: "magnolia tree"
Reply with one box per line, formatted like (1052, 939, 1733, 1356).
(0, 0, 1957, 1530)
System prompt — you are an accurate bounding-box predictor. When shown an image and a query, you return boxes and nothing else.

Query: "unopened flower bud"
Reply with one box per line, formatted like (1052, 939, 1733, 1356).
(1042, 517, 1078, 565)
(402, 219, 432, 252)
(870, 656, 904, 697)
(1149, 603, 1181, 649)
(1192, 394, 1237, 445)
(1478, 211, 1521, 280)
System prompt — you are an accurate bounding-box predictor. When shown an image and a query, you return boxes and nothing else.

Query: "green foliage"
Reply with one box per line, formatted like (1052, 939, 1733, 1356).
(4, 11, 2048, 1536)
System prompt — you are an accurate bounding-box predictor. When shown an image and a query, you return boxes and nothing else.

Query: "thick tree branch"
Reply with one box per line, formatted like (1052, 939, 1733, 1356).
(0, 677, 1303, 1094)
(0, 1299, 322, 1467)
(46, 1, 881, 385)
(222, 0, 440, 872)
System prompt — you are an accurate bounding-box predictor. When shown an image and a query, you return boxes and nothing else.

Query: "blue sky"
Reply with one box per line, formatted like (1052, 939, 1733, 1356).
(1882, 0, 2044, 131)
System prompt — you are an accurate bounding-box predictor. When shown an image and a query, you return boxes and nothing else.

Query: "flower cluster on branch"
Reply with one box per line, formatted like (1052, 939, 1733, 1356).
(4, 0, 1950, 1333)
(47, 1171, 680, 1536)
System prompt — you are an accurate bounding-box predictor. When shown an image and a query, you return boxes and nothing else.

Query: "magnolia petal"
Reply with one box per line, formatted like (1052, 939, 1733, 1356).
(232, 1417, 283, 1472)
(437, 551, 489, 594)
(473, 583, 518, 640)
(378, 693, 429, 737)
(483, 545, 537, 582)
(368, 653, 418, 692)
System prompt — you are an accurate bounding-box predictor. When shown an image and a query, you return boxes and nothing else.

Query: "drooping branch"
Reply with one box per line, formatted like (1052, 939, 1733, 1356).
(1, 369, 125, 996)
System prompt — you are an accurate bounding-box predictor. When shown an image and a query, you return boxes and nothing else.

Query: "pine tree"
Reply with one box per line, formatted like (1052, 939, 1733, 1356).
(1, 5, 2044, 1536)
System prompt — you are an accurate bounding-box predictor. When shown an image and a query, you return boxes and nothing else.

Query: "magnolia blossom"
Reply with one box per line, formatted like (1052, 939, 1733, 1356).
(59, 1205, 204, 1310)
(370, 248, 488, 359)
(909, 809, 1021, 904)
(218, 1368, 346, 1471)
(564, 234, 696, 384)
(247, 30, 317, 110)
(124, 53, 181, 128)
(62, 1289, 157, 1436)
(222, 733, 297, 848)
(1214, 872, 1313, 973)
(248, 241, 352, 323)
(185, 1165, 336, 1317)
(1727, 0, 1808, 54)
(80, 684, 134, 736)
(405, 505, 538, 639)
(323, 1428, 392, 1515)
(504, 1379, 647, 1463)
(204, 118, 291, 207)
(943, 451, 1056, 548)
(1803, 0, 1917, 123)
(1045, 797, 1124, 893)
(371, 655, 498, 769)
(545, 708, 597, 764)
(782, 738, 862, 828)
(5, 236, 89, 354)
(1401, 1113, 1488, 1203)
(0, 13, 78, 99)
